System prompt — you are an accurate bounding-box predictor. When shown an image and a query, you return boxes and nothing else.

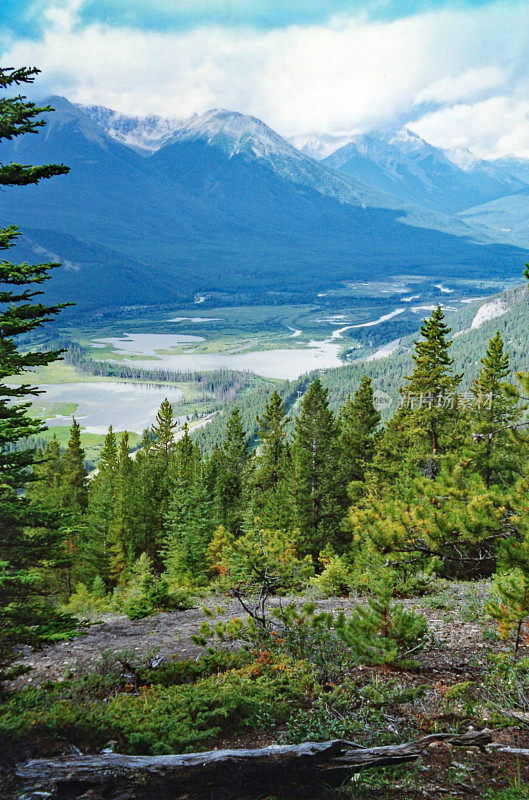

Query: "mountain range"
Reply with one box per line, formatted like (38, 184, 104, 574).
(320, 129, 526, 214)
(0, 97, 527, 312)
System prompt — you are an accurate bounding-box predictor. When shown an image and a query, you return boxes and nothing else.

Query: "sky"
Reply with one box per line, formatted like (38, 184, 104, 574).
(1, 0, 528, 158)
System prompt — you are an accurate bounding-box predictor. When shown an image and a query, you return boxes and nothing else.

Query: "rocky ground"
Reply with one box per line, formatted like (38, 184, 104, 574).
(10, 582, 491, 689)
(4, 581, 529, 799)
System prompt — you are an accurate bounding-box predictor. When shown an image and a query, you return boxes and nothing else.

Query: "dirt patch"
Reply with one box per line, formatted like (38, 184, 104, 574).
(9, 583, 496, 690)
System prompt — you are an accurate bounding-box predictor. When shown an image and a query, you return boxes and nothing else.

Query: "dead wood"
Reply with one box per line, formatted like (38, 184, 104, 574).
(16, 730, 493, 800)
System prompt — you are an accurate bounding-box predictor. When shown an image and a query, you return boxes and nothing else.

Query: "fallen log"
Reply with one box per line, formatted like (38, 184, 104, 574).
(491, 745, 529, 757)
(16, 730, 493, 800)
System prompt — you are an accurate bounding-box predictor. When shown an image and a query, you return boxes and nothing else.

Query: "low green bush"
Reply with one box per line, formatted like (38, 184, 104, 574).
(310, 554, 353, 598)
(0, 654, 313, 755)
(334, 583, 429, 667)
(281, 676, 426, 745)
(111, 554, 194, 619)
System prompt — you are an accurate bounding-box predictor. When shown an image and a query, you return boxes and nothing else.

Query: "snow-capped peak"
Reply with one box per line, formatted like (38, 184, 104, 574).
(77, 104, 184, 154)
(444, 146, 483, 171)
(165, 108, 303, 161)
(381, 127, 438, 157)
(288, 133, 354, 160)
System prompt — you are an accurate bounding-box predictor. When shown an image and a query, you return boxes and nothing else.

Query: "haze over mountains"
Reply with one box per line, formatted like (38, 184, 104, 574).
(0, 97, 527, 312)
(321, 129, 527, 215)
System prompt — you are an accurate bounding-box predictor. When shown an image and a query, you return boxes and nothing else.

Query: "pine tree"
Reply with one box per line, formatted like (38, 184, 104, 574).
(486, 568, 529, 652)
(375, 307, 463, 479)
(469, 332, 524, 486)
(337, 376, 380, 486)
(249, 391, 292, 529)
(334, 579, 428, 665)
(291, 378, 343, 557)
(62, 418, 88, 513)
(350, 459, 506, 580)
(214, 408, 250, 535)
(0, 67, 74, 683)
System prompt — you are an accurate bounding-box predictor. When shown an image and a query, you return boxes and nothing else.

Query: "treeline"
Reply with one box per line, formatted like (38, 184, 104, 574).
(24, 306, 529, 631)
(61, 340, 257, 403)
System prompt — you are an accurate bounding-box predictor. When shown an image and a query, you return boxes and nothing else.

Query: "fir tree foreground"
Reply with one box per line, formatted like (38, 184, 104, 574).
(0, 67, 74, 686)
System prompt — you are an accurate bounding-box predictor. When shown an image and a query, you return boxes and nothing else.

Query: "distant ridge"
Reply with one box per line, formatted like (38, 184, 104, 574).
(0, 97, 526, 313)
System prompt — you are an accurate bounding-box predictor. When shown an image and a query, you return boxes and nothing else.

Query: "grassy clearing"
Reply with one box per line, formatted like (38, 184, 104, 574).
(35, 426, 142, 464)
(7, 360, 108, 386)
(30, 400, 78, 417)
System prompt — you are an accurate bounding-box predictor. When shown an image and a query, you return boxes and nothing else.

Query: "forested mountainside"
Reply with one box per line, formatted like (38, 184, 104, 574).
(460, 186, 529, 249)
(192, 282, 529, 451)
(321, 128, 524, 214)
(0, 97, 526, 312)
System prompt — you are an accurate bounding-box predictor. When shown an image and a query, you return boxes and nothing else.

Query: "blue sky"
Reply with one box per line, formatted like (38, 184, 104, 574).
(1, 1, 499, 36)
(1, 1, 528, 157)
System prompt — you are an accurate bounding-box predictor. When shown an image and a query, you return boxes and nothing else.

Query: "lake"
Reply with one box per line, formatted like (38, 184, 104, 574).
(39, 382, 184, 434)
(93, 334, 344, 380)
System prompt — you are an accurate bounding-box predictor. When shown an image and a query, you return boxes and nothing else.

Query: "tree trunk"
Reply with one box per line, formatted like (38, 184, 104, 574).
(16, 730, 493, 800)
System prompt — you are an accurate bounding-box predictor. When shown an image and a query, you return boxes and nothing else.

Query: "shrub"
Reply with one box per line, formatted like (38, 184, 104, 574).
(197, 580, 429, 681)
(112, 554, 194, 620)
(486, 569, 529, 652)
(64, 579, 111, 619)
(310, 553, 352, 597)
(281, 677, 426, 745)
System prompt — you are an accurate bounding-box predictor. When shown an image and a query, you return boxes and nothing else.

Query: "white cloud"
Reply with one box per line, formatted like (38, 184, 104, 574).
(410, 93, 529, 159)
(2, 0, 529, 156)
(415, 67, 507, 106)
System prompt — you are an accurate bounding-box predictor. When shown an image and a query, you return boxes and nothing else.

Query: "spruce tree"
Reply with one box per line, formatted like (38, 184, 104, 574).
(151, 398, 178, 461)
(375, 306, 463, 479)
(338, 376, 380, 486)
(214, 408, 250, 535)
(126, 431, 164, 563)
(469, 332, 523, 486)
(256, 392, 288, 491)
(403, 306, 462, 456)
(145, 399, 179, 559)
(26, 436, 64, 513)
(0, 66, 74, 682)
(109, 431, 134, 577)
(164, 425, 213, 585)
(83, 427, 118, 584)
(291, 378, 343, 557)
(249, 391, 291, 529)
(62, 418, 88, 513)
